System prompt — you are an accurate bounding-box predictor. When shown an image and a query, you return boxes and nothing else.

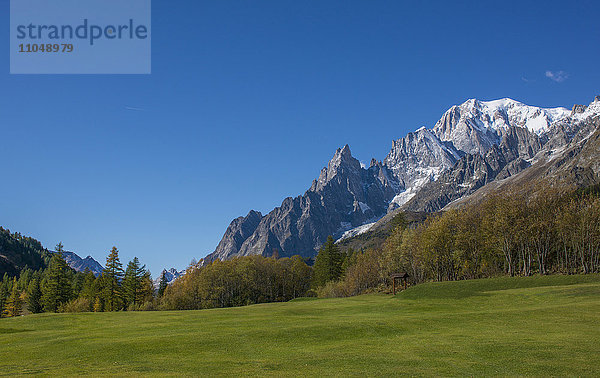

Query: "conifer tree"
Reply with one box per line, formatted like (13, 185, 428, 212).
(0, 277, 8, 318)
(123, 257, 149, 308)
(27, 278, 43, 314)
(81, 270, 97, 300)
(3, 277, 23, 317)
(139, 271, 155, 304)
(102, 246, 124, 311)
(41, 252, 72, 312)
(158, 272, 168, 297)
(311, 236, 344, 289)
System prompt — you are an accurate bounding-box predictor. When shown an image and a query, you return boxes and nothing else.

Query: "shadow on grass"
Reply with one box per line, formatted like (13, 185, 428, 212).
(398, 274, 600, 300)
(0, 327, 33, 334)
(288, 297, 320, 302)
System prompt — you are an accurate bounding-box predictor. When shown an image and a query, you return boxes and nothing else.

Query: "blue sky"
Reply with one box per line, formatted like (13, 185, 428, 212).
(1, 0, 599, 276)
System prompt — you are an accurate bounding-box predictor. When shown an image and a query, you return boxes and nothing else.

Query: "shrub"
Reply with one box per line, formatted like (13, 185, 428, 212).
(60, 297, 92, 313)
(316, 280, 349, 298)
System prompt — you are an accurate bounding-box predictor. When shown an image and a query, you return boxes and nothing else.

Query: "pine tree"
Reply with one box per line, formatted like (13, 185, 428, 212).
(3, 277, 23, 317)
(311, 236, 344, 289)
(102, 246, 124, 311)
(0, 276, 9, 318)
(123, 257, 148, 308)
(41, 252, 72, 312)
(81, 270, 97, 300)
(139, 271, 155, 304)
(158, 271, 168, 297)
(27, 278, 43, 314)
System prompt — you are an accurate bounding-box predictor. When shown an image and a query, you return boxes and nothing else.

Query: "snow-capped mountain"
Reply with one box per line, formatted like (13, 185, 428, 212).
(383, 127, 461, 208)
(404, 96, 600, 212)
(433, 98, 570, 154)
(382, 98, 574, 207)
(207, 96, 600, 261)
(444, 96, 600, 210)
(154, 268, 185, 288)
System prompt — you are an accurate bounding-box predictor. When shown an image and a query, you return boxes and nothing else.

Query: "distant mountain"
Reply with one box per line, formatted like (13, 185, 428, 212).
(0, 226, 104, 278)
(387, 98, 570, 208)
(207, 96, 599, 262)
(154, 268, 185, 288)
(57, 251, 104, 276)
(432, 98, 569, 154)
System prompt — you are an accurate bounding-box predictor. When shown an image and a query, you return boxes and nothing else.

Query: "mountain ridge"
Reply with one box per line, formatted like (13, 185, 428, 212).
(58, 251, 104, 277)
(206, 96, 600, 262)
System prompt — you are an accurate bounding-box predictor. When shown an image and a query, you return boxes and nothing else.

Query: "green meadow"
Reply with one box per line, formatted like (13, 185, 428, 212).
(1, 274, 599, 376)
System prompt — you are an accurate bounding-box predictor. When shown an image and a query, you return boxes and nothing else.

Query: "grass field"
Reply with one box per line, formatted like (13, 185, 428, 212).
(1, 274, 600, 376)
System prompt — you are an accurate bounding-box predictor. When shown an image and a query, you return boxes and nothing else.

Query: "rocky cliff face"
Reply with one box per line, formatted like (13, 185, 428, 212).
(207, 96, 599, 261)
(432, 98, 569, 154)
(383, 127, 460, 208)
(401, 127, 541, 212)
(404, 97, 600, 212)
(210, 210, 263, 261)
(205, 145, 399, 261)
(446, 100, 600, 210)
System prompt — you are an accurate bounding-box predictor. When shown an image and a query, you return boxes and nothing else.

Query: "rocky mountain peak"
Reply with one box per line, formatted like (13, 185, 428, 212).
(312, 144, 362, 192)
(329, 144, 355, 168)
(586, 96, 600, 114)
(568, 96, 600, 123)
(338, 144, 351, 156)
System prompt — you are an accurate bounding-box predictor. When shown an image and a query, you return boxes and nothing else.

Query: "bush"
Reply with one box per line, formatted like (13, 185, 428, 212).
(60, 297, 92, 313)
(128, 300, 156, 311)
(316, 280, 349, 298)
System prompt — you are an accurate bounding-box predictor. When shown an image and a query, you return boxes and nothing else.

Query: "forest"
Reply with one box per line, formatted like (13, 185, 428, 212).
(0, 244, 154, 317)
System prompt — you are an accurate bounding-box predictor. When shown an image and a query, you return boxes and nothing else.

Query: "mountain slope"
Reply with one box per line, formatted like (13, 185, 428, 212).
(402, 126, 544, 211)
(446, 98, 600, 209)
(0, 227, 51, 277)
(383, 127, 460, 208)
(432, 98, 569, 154)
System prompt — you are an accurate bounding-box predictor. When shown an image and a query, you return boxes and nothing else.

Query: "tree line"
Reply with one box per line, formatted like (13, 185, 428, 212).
(0, 244, 153, 317)
(311, 184, 600, 297)
(159, 255, 312, 310)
